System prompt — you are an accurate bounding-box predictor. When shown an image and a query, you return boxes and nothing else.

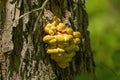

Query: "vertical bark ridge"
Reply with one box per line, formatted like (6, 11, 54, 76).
(0, 0, 7, 79)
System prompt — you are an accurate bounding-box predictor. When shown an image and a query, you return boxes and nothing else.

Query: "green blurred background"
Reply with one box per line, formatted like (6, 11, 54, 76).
(86, 0, 120, 80)
(74, 0, 120, 80)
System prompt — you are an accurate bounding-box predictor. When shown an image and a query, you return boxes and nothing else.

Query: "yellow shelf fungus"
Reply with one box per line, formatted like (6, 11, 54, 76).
(43, 16, 81, 69)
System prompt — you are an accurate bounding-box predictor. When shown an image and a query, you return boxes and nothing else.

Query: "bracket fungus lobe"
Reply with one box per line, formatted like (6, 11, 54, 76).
(43, 16, 81, 69)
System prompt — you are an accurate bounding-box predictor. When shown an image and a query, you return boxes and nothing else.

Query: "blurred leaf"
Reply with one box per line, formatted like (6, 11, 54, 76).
(96, 64, 117, 80)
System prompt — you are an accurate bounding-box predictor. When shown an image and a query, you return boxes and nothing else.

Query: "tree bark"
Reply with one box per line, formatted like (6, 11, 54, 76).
(0, 0, 95, 80)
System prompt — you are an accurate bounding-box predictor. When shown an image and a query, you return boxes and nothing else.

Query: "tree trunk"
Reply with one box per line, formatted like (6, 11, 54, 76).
(0, 0, 95, 80)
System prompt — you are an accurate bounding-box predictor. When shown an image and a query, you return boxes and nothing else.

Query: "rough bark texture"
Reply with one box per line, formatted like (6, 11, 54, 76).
(0, 0, 95, 80)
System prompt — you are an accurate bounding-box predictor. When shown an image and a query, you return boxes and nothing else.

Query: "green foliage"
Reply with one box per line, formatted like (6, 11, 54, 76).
(84, 0, 120, 80)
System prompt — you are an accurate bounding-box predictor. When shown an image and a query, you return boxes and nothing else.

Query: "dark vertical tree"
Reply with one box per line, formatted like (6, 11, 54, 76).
(0, 0, 95, 80)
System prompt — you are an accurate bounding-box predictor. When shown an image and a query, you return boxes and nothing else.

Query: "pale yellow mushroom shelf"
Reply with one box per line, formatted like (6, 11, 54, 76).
(43, 16, 81, 69)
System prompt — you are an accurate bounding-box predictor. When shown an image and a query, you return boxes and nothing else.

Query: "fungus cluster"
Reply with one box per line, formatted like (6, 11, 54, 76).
(43, 16, 81, 68)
